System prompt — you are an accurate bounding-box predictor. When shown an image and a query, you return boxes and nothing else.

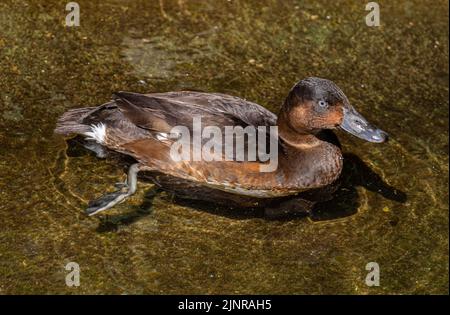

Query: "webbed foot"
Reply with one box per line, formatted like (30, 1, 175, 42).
(85, 163, 141, 216)
(86, 190, 131, 216)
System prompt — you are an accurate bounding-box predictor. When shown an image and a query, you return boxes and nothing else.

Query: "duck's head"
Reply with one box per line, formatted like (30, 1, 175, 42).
(280, 77, 388, 143)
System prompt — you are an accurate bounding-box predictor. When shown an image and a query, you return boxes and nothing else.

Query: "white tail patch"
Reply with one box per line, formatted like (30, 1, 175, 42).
(156, 132, 169, 141)
(84, 123, 106, 144)
(155, 132, 181, 141)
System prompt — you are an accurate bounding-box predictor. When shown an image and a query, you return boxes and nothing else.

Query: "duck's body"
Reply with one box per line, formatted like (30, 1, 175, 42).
(55, 77, 387, 216)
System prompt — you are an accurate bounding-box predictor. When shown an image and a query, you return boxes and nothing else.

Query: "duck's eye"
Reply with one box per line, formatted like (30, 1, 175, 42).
(318, 100, 329, 109)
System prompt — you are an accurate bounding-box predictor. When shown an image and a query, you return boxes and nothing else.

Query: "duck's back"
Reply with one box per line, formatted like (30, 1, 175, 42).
(56, 91, 279, 164)
(143, 91, 277, 126)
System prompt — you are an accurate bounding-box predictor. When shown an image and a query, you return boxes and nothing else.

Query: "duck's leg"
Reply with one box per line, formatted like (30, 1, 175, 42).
(86, 163, 141, 216)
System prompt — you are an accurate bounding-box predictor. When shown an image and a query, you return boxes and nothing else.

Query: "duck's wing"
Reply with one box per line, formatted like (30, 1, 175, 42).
(110, 91, 279, 162)
(113, 91, 277, 131)
(143, 91, 277, 126)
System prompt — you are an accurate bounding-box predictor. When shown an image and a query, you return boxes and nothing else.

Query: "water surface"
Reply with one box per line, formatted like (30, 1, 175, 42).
(0, 0, 448, 294)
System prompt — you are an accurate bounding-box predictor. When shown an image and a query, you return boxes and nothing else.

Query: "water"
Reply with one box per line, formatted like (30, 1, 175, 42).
(0, 0, 448, 294)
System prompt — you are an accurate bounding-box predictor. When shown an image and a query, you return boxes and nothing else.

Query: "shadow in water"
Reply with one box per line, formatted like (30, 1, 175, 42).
(310, 153, 407, 221)
(65, 137, 407, 227)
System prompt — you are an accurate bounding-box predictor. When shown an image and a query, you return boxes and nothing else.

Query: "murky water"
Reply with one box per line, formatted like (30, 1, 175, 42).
(0, 0, 448, 294)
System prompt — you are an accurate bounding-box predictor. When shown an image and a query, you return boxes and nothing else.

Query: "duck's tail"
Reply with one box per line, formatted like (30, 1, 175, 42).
(54, 107, 97, 136)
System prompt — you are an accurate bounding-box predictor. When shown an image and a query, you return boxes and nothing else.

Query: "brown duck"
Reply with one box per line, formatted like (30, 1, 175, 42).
(55, 77, 387, 216)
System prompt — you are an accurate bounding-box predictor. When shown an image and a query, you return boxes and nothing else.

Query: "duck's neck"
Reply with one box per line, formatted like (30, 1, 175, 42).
(275, 111, 343, 189)
(276, 111, 321, 149)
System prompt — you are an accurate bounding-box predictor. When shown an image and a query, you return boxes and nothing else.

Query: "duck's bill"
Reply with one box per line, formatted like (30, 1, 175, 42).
(340, 106, 388, 143)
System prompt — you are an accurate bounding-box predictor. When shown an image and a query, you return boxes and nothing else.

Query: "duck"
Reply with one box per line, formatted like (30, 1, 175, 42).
(55, 77, 388, 217)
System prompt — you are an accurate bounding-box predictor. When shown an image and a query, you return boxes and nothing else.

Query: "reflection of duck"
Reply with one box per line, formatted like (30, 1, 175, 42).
(55, 77, 388, 216)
